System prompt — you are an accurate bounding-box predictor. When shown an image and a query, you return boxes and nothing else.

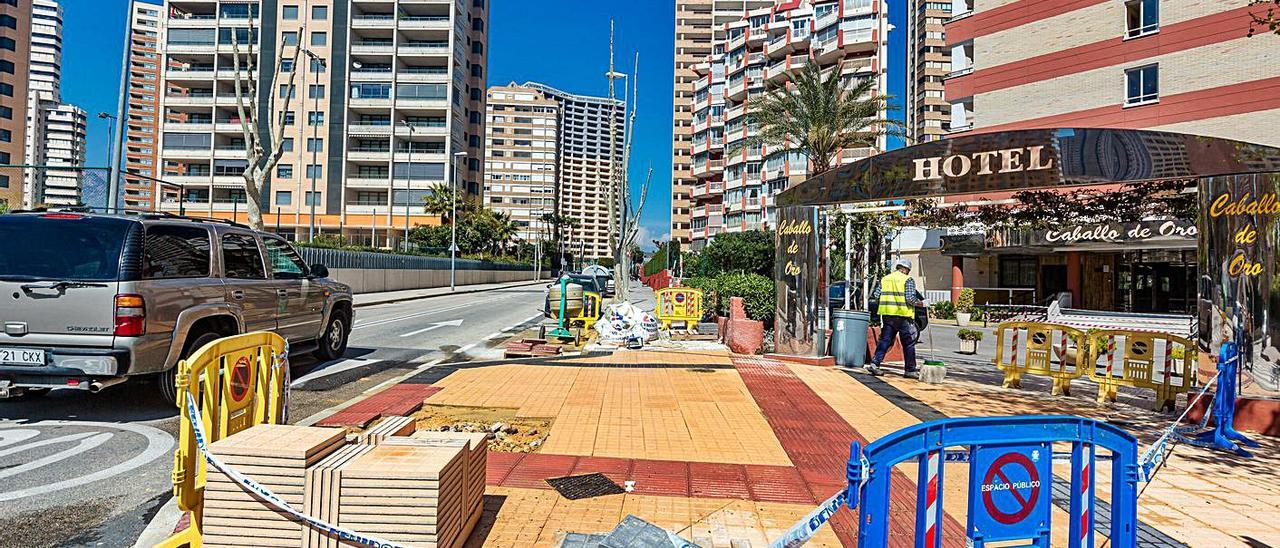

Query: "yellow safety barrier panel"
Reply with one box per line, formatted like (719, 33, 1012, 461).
(576, 291, 603, 331)
(158, 331, 289, 548)
(656, 287, 704, 330)
(1086, 329, 1197, 411)
(994, 322, 1088, 396)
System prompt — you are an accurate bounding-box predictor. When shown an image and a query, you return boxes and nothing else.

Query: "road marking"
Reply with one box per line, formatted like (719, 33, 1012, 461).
(399, 318, 464, 338)
(0, 431, 100, 458)
(290, 358, 383, 387)
(0, 421, 172, 502)
(352, 297, 515, 331)
(0, 432, 112, 481)
(0, 429, 40, 449)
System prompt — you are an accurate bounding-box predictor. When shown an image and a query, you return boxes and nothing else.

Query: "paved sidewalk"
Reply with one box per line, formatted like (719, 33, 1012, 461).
(353, 278, 548, 307)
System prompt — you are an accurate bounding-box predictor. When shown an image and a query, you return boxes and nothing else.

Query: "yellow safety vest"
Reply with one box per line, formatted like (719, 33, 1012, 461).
(877, 271, 914, 318)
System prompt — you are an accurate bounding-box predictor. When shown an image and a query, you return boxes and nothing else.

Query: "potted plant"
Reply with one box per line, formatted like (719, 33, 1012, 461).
(955, 288, 975, 326)
(957, 328, 983, 354)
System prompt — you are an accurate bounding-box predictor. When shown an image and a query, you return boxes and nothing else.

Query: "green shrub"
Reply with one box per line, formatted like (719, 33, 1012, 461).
(698, 230, 774, 277)
(715, 272, 775, 323)
(956, 288, 975, 313)
(681, 276, 719, 320)
(596, 257, 616, 268)
(930, 300, 956, 320)
(957, 329, 984, 341)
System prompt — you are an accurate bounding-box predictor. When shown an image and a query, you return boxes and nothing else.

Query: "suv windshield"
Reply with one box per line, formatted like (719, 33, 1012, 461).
(0, 215, 130, 281)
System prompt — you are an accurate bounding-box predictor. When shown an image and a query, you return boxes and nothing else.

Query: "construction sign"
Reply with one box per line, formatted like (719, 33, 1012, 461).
(968, 443, 1052, 542)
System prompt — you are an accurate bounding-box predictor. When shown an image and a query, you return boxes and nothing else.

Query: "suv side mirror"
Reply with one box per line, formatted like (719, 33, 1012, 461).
(310, 263, 330, 278)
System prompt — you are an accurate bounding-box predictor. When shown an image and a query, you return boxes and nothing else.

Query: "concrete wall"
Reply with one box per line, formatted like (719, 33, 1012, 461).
(328, 268, 542, 294)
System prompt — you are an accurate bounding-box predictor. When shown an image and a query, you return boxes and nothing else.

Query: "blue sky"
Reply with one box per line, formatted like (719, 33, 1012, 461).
(65, 0, 908, 245)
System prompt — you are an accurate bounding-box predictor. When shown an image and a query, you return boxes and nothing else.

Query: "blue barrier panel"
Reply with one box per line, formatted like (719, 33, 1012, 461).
(846, 416, 1138, 548)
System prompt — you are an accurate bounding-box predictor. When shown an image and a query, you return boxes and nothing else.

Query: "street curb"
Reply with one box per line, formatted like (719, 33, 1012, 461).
(353, 279, 547, 308)
(131, 497, 182, 548)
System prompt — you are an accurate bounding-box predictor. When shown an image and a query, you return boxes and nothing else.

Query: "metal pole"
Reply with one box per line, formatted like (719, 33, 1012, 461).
(449, 152, 459, 291)
(844, 216, 852, 310)
(107, 3, 133, 213)
(403, 123, 413, 252)
(307, 56, 324, 240)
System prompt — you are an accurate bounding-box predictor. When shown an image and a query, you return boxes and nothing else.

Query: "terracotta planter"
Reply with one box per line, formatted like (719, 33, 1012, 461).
(723, 297, 764, 354)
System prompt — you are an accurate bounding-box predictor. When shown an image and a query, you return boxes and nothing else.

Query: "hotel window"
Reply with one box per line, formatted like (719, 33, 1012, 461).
(1125, 64, 1158, 105)
(282, 5, 298, 20)
(308, 111, 324, 125)
(275, 191, 292, 205)
(311, 32, 327, 47)
(1125, 0, 1158, 38)
(312, 6, 327, 20)
(305, 192, 321, 206)
(277, 164, 293, 178)
(309, 84, 325, 98)
(281, 31, 298, 46)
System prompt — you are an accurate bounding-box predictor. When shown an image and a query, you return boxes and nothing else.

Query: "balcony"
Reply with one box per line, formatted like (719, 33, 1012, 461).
(395, 97, 448, 109)
(215, 69, 253, 81)
(164, 94, 215, 106)
(351, 14, 395, 29)
(350, 68, 394, 81)
(345, 177, 389, 188)
(166, 67, 215, 80)
(348, 96, 394, 108)
(399, 15, 450, 30)
(163, 120, 214, 132)
(347, 148, 392, 161)
(164, 41, 217, 54)
(351, 41, 395, 55)
(348, 124, 393, 135)
(396, 70, 448, 83)
(212, 147, 247, 159)
(394, 124, 447, 137)
(398, 42, 450, 56)
(691, 158, 724, 179)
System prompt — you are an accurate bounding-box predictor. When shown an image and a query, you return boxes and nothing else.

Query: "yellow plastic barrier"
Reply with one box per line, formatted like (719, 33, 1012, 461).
(159, 331, 289, 548)
(994, 322, 1088, 395)
(1086, 329, 1197, 411)
(656, 287, 704, 330)
(575, 291, 602, 331)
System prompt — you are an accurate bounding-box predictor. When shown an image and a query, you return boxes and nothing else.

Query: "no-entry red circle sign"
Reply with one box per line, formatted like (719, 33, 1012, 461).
(229, 356, 252, 402)
(981, 452, 1041, 525)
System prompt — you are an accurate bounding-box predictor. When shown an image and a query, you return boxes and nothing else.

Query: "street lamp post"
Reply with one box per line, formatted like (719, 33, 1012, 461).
(400, 120, 415, 252)
(302, 51, 326, 241)
(97, 113, 117, 211)
(449, 151, 467, 291)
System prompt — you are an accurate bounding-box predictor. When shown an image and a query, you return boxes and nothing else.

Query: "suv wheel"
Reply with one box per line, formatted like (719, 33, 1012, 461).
(159, 332, 223, 405)
(315, 311, 350, 361)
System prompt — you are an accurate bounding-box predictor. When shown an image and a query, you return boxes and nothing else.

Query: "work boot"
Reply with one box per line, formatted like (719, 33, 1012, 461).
(903, 369, 920, 379)
(864, 363, 883, 376)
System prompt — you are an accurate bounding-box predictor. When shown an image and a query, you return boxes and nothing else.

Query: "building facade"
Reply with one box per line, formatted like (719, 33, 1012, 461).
(0, 0, 30, 209)
(156, 0, 488, 245)
(685, 0, 889, 249)
(904, 0, 950, 143)
(483, 83, 558, 244)
(21, 0, 87, 207)
(122, 0, 164, 211)
(944, 0, 1280, 147)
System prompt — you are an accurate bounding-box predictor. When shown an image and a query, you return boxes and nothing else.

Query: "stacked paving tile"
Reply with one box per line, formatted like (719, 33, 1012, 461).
(199, 421, 486, 548)
(203, 424, 346, 547)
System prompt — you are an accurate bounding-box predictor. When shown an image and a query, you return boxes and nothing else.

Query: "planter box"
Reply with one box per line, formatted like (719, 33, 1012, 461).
(959, 339, 979, 354)
(956, 312, 972, 327)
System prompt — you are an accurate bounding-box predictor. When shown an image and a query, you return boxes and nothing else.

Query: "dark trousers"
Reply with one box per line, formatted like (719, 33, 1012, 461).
(871, 315, 918, 371)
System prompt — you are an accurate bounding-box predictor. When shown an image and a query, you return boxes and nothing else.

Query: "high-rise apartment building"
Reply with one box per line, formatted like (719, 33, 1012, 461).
(22, 0, 87, 207)
(483, 82, 623, 260)
(905, 0, 950, 143)
(685, 0, 889, 249)
(0, 0, 30, 209)
(672, 0, 775, 244)
(122, 1, 164, 211)
(483, 83, 558, 244)
(156, 0, 488, 245)
(944, 0, 1280, 147)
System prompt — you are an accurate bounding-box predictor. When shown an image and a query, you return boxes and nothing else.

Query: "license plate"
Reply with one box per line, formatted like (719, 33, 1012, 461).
(0, 348, 45, 366)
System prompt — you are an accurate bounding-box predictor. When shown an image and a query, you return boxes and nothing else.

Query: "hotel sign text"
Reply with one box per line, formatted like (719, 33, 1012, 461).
(913, 146, 1056, 181)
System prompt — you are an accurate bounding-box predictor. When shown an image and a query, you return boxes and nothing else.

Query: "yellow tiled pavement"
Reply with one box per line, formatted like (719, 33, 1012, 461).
(426, 350, 792, 465)
(472, 487, 842, 547)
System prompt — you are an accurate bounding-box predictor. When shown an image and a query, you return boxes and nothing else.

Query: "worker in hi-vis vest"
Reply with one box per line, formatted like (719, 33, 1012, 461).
(866, 259, 924, 378)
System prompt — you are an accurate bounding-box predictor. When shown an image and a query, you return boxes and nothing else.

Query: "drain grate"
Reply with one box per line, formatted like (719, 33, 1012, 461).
(546, 473, 626, 500)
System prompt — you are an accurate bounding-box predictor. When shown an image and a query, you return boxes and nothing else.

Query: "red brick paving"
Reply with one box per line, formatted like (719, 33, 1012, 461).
(733, 356, 967, 548)
(315, 384, 440, 427)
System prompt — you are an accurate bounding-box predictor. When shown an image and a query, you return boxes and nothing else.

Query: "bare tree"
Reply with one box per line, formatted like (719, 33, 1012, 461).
(607, 41, 650, 300)
(229, 21, 304, 230)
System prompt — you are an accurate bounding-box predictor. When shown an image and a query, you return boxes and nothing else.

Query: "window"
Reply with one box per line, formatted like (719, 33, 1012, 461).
(306, 164, 322, 179)
(142, 225, 211, 279)
(0, 37, 14, 51)
(282, 138, 294, 151)
(1125, 64, 1158, 105)
(279, 84, 295, 98)
(281, 31, 298, 46)
(264, 237, 308, 279)
(1125, 0, 1158, 38)
(350, 83, 391, 99)
(308, 84, 325, 98)
(221, 233, 266, 279)
(277, 164, 293, 178)
(305, 191, 321, 206)
(283, 111, 295, 125)
(0, 106, 12, 119)
(0, 83, 12, 96)
(0, 60, 12, 74)
(307, 111, 324, 125)
(282, 5, 298, 19)
(311, 32, 327, 46)
(472, 18, 483, 31)
(0, 129, 9, 143)
(309, 57, 326, 73)
(306, 137, 323, 152)
(311, 5, 327, 20)
(280, 58, 294, 73)
(275, 190, 293, 205)
(999, 256, 1037, 288)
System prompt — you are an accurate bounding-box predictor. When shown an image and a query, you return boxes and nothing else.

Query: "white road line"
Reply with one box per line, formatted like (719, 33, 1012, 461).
(0, 433, 112, 481)
(399, 319, 464, 338)
(0, 421, 172, 502)
(352, 302, 478, 330)
(290, 358, 383, 387)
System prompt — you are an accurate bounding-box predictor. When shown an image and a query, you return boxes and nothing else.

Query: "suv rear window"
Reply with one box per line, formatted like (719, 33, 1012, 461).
(0, 215, 129, 281)
(143, 225, 212, 279)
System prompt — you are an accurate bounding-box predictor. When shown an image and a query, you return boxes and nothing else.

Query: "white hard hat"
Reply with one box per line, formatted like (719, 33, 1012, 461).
(894, 259, 913, 271)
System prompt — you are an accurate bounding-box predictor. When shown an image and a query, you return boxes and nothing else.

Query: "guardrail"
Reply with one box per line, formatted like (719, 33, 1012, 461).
(159, 332, 289, 548)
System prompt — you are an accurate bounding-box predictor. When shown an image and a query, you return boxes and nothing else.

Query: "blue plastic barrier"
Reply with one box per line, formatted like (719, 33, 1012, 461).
(846, 416, 1139, 548)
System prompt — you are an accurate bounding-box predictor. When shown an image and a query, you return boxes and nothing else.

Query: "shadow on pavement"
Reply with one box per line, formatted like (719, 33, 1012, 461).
(0, 377, 177, 423)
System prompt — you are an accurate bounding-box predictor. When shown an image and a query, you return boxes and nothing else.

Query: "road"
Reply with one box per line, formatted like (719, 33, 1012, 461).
(0, 284, 546, 548)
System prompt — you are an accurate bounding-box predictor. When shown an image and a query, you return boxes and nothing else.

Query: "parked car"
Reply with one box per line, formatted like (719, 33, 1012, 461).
(0, 212, 353, 403)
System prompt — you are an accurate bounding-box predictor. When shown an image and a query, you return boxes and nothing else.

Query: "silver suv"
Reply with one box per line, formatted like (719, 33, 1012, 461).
(0, 212, 353, 403)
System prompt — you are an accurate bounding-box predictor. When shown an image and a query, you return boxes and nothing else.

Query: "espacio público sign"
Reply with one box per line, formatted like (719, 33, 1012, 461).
(773, 128, 1280, 398)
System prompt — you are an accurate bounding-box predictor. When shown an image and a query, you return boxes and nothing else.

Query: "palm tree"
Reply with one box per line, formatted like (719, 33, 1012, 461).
(743, 61, 903, 176)
(421, 182, 465, 223)
(489, 210, 520, 255)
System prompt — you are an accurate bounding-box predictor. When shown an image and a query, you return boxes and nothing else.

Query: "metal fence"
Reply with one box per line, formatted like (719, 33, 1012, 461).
(295, 246, 534, 272)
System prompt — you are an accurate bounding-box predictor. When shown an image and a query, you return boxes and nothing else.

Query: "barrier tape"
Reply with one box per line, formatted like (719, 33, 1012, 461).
(1138, 366, 1224, 483)
(183, 393, 404, 548)
(769, 489, 848, 548)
